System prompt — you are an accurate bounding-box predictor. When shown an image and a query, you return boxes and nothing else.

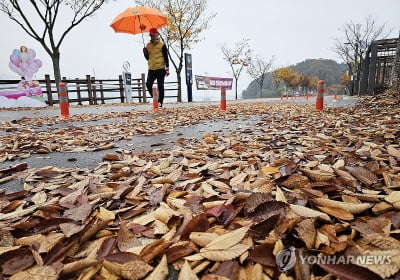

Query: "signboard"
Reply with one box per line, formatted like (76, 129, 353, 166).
(195, 75, 233, 90)
(122, 61, 132, 103)
(185, 53, 193, 102)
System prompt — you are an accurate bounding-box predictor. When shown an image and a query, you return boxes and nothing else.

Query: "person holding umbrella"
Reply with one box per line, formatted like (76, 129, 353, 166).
(143, 28, 169, 107)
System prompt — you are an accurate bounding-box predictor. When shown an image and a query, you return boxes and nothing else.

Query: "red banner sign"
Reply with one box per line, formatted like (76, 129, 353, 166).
(195, 75, 233, 90)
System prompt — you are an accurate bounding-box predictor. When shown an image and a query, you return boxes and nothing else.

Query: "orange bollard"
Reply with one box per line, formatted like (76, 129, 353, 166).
(58, 82, 70, 118)
(315, 80, 325, 111)
(152, 86, 159, 110)
(220, 86, 226, 111)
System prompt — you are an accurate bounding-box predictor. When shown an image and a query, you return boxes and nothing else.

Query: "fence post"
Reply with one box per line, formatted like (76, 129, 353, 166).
(99, 80, 105, 104)
(44, 74, 53, 106)
(58, 82, 70, 118)
(220, 86, 226, 111)
(86, 75, 93, 105)
(91, 76, 97, 105)
(75, 78, 82, 105)
(316, 80, 325, 111)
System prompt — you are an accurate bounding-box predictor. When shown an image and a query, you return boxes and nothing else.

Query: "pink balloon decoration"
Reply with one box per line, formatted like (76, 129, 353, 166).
(34, 59, 42, 68)
(8, 46, 43, 79)
(10, 54, 20, 66)
(27, 48, 36, 59)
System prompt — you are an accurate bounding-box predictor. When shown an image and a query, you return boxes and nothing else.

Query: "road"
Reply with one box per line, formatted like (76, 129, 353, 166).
(0, 95, 360, 193)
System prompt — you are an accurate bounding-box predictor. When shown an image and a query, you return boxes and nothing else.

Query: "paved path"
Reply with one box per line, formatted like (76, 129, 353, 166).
(0, 95, 359, 121)
(0, 95, 360, 193)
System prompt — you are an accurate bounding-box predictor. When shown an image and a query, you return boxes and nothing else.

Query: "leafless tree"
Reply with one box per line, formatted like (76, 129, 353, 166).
(0, 0, 111, 86)
(221, 39, 252, 100)
(247, 54, 275, 97)
(333, 15, 392, 95)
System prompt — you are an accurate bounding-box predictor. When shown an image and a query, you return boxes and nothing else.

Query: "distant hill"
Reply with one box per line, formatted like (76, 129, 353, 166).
(242, 58, 347, 98)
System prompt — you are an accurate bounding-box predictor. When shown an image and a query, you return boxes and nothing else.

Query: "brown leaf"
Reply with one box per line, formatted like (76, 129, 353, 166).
(63, 203, 92, 222)
(296, 219, 316, 249)
(345, 166, 379, 187)
(0, 229, 14, 247)
(387, 145, 400, 159)
(0, 247, 36, 275)
(204, 226, 250, 250)
(180, 213, 210, 240)
(102, 153, 120, 161)
(282, 173, 310, 188)
(299, 168, 334, 182)
(214, 261, 241, 279)
(243, 193, 272, 215)
(178, 260, 199, 280)
(250, 242, 276, 267)
(200, 243, 251, 261)
(145, 254, 169, 280)
(317, 206, 354, 221)
(102, 259, 153, 280)
(312, 198, 373, 214)
(248, 200, 289, 223)
(117, 222, 139, 251)
(205, 204, 238, 226)
(7, 265, 59, 280)
(61, 259, 101, 276)
(318, 263, 382, 280)
(164, 243, 194, 263)
(139, 238, 171, 263)
(249, 215, 279, 240)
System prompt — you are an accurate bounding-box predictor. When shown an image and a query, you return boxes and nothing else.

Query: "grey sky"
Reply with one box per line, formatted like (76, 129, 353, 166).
(0, 0, 399, 100)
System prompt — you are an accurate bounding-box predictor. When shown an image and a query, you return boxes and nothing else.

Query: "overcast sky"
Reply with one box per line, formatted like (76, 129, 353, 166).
(0, 0, 399, 100)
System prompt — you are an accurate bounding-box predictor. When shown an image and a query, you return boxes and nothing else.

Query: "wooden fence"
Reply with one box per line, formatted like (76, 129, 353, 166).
(0, 74, 178, 106)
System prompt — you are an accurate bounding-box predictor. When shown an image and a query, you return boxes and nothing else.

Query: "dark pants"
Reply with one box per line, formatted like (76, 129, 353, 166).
(146, 69, 166, 104)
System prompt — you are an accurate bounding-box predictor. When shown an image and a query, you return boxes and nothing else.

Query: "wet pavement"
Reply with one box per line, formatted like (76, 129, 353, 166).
(0, 95, 359, 122)
(0, 96, 360, 193)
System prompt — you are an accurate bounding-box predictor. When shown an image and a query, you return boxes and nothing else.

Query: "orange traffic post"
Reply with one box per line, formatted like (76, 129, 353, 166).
(152, 86, 159, 110)
(315, 80, 325, 111)
(58, 82, 70, 118)
(220, 86, 226, 111)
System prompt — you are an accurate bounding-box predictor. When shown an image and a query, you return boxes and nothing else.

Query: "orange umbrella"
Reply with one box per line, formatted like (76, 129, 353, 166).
(110, 6, 167, 44)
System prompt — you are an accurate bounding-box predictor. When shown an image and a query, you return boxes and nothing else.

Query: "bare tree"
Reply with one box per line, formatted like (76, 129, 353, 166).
(136, 0, 216, 102)
(0, 0, 111, 86)
(333, 15, 392, 95)
(221, 39, 252, 100)
(247, 54, 275, 97)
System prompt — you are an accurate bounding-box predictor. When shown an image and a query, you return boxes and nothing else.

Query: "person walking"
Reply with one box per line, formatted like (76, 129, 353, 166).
(143, 28, 169, 107)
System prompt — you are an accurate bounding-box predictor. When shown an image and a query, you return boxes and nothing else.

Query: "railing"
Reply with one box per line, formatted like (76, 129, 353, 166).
(0, 74, 179, 106)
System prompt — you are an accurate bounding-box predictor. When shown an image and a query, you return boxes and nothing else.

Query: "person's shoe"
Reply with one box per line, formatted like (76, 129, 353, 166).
(159, 102, 163, 107)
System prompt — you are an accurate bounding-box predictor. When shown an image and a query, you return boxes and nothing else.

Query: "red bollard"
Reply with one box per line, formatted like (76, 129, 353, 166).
(59, 82, 70, 118)
(220, 86, 226, 111)
(315, 80, 325, 111)
(152, 86, 159, 110)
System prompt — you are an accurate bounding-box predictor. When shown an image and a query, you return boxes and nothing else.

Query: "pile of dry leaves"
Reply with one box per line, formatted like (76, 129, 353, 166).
(0, 92, 400, 280)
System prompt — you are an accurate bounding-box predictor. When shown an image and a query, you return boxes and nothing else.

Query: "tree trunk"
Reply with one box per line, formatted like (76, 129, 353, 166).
(51, 49, 61, 87)
(176, 72, 182, 102)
